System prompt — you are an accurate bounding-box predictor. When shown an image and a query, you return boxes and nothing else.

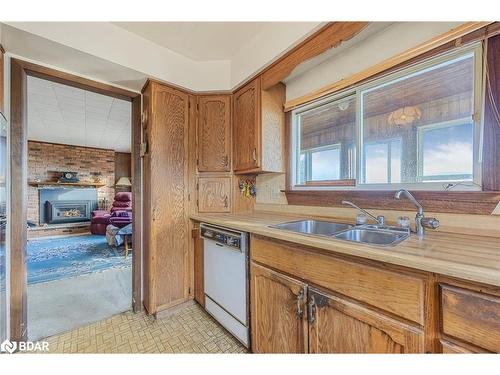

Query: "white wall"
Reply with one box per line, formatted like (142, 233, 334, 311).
(285, 22, 464, 101)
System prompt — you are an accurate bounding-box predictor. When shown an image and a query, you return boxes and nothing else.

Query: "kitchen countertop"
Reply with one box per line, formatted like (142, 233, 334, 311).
(190, 212, 500, 287)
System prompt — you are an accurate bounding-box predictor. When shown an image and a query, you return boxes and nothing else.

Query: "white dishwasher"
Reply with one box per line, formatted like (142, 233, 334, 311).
(201, 223, 249, 347)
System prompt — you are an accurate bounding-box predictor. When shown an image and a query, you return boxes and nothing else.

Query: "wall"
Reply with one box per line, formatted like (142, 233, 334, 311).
(285, 22, 463, 101)
(114, 152, 132, 193)
(27, 141, 115, 224)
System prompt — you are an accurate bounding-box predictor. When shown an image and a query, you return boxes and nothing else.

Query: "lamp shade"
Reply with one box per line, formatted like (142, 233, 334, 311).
(388, 106, 422, 125)
(116, 177, 132, 186)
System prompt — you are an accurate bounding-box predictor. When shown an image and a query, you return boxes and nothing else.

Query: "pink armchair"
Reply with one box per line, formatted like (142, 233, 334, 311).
(90, 192, 132, 235)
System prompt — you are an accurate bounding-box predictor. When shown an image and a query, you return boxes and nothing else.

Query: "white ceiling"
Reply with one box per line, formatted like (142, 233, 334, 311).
(113, 22, 272, 61)
(2, 22, 322, 91)
(27, 76, 131, 152)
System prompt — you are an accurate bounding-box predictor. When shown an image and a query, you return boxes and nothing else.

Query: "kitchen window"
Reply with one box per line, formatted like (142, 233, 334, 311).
(291, 44, 483, 191)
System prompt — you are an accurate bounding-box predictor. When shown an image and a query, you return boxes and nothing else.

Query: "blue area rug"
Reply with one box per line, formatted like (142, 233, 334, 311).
(27, 235, 132, 285)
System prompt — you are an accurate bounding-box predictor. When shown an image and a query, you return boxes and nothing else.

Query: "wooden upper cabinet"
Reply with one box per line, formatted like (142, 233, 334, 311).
(251, 262, 308, 353)
(233, 77, 285, 174)
(197, 176, 231, 213)
(308, 288, 424, 353)
(233, 78, 261, 172)
(197, 95, 231, 172)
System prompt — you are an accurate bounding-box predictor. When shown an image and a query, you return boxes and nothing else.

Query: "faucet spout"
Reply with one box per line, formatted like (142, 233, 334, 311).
(394, 189, 423, 215)
(342, 200, 384, 225)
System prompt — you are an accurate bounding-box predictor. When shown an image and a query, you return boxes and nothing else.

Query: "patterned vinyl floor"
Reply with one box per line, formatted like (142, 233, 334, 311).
(38, 302, 247, 354)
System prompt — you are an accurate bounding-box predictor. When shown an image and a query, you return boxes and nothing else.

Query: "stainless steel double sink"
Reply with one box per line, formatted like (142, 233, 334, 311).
(270, 219, 409, 247)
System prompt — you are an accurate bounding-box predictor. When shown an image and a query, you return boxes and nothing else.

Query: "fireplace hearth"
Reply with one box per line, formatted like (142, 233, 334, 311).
(45, 200, 92, 224)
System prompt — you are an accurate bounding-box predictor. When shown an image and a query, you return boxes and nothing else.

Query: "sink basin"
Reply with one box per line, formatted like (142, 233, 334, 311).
(333, 226, 409, 247)
(270, 219, 352, 237)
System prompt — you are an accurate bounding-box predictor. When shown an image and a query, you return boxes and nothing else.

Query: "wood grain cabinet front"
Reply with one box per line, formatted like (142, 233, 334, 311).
(142, 81, 190, 314)
(197, 95, 231, 172)
(233, 77, 285, 174)
(308, 288, 424, 353)
(440, 284, 500, 353)
(250, 261, 425, 353)
(250, 262, 308, 353)
(197, 176, 231, 213)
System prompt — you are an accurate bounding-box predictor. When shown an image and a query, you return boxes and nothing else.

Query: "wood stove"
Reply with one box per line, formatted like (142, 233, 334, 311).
(45, 200, 92, 224)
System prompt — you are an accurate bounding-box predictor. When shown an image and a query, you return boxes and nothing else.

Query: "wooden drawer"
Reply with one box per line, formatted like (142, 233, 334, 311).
(251, 235, 426, 325)
(440, 284, 500, 352)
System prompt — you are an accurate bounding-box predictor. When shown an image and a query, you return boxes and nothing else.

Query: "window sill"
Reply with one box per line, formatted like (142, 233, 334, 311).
(282, 189, 500, 215)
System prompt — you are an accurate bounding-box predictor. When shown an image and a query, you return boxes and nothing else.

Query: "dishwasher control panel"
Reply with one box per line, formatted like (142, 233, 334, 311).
(200, 224, 243, 251)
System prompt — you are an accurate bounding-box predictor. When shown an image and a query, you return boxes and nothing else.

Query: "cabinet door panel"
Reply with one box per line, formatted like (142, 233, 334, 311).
(440, 284, 500, 353)
(251, 262, 308, 353)
(308, 288, 424, 353)
(197, 95, 231, 172)
(233, 78, 260, 172)
(146, 83, 189, 311)
(197, 177, 231, 213)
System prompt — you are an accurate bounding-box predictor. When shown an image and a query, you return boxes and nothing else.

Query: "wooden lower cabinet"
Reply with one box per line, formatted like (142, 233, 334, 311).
(308, 288, 424, 353)
(440, 340, 481, 353)
(250, 262, 308, 353)
(250, 262, 424, 353)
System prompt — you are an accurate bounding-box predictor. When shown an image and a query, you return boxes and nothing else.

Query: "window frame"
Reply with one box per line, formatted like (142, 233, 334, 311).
(290, 42, 483, 192)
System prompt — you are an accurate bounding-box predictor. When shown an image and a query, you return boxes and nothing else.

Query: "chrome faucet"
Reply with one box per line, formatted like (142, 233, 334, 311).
(342, 200, 385, 226)
(394, 189, 439, 238)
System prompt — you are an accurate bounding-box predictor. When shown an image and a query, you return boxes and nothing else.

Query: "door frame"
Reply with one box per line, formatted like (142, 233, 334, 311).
(9, 58, 143, 342)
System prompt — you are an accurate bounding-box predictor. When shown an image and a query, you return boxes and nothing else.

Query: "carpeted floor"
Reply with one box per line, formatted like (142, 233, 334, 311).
(27, 234, 133, 341)
(28, 266, 132, 341)
(27, 234, 131, 284)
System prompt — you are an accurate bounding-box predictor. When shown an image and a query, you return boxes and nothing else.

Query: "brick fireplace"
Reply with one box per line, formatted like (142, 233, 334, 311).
(28, 141, 116, 226)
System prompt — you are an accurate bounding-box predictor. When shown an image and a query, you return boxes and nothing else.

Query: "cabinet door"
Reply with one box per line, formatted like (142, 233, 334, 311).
(308, 288, 424, 353)
(147, 82, 190, 312)
(197, 95, 231, 172)
(197, 177, 231, 213)
(250, 262, 308, 353)
(440, 340, 483, 353)
(233, 78, 261, 172)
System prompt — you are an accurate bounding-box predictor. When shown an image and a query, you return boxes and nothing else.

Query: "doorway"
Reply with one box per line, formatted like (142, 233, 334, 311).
(9, 59, 142, 342)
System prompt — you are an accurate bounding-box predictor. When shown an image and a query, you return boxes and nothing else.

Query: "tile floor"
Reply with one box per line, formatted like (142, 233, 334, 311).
(37, 302, 247, 353)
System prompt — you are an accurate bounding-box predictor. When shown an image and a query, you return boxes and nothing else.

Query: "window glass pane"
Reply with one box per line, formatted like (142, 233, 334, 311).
(364, 142, 388, 183)
(311, 148, 340, 180)
(361, 52, 475, 184)
(363, 139, 401, 184)
(420, 122, 473, 181)
(296, 95, 356, 183)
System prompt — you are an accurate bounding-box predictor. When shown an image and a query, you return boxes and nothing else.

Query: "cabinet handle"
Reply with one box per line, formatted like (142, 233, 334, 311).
(252, 148, 257, 161)
(296, 289, 305, 319)
(224, 195, 228, 208)
(307, 295, 316, 324)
